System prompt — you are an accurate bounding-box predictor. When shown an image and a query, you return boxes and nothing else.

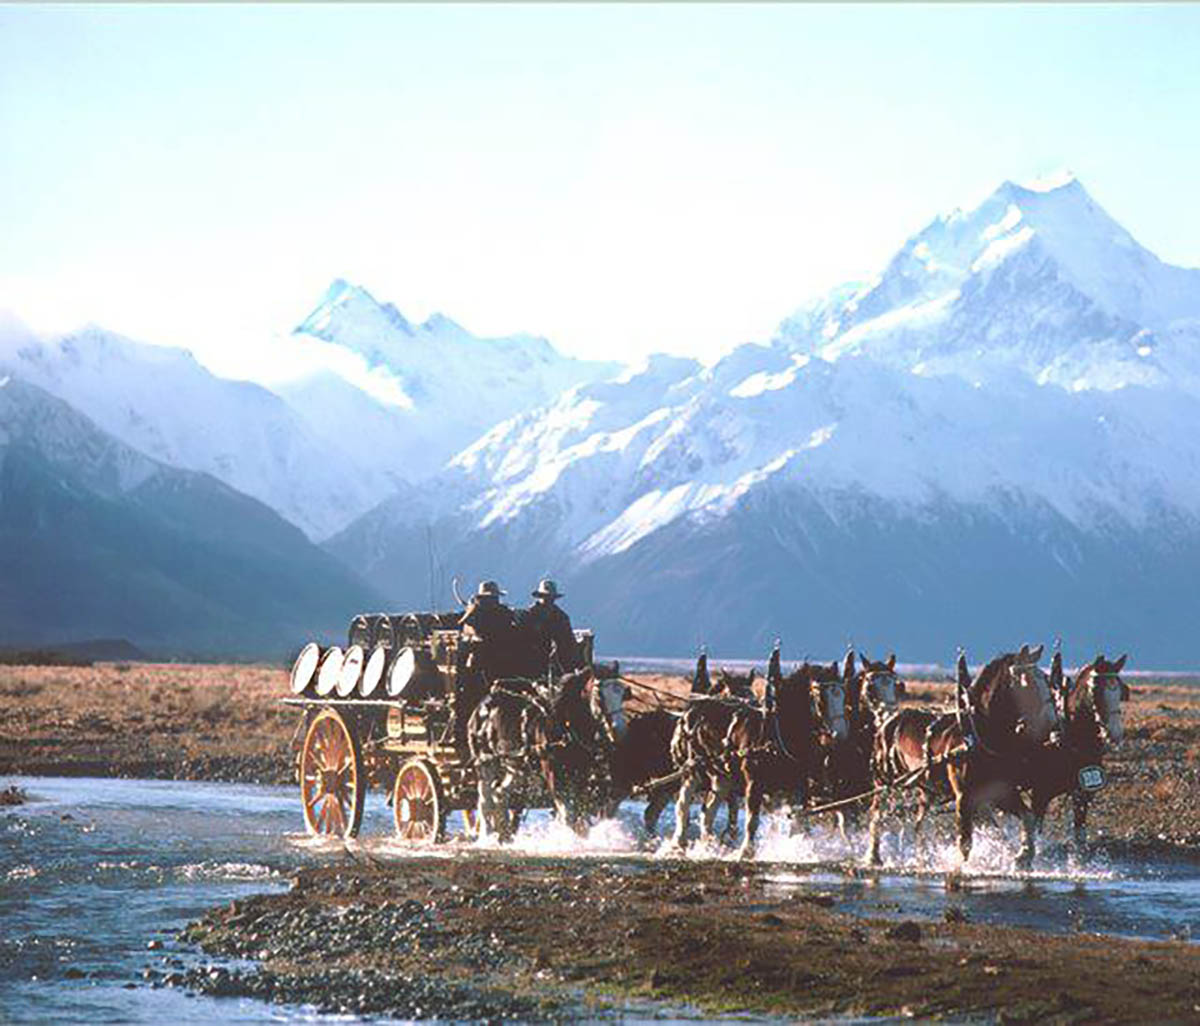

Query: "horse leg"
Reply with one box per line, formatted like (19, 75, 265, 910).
(912, 790, 931, 859)
(670, 775, 695, 851)
(1071, 791, 1091, 856)
(955, 793, 974, 865)
(737, 780, 766, 861)
(1005, 791, 1037, 870)
(643, 788, 668, 838)
(866, 789, 886, 865)
(721, 792, 740, 845)
(701, 776, 730, 845)
(476, 761, 500, 843)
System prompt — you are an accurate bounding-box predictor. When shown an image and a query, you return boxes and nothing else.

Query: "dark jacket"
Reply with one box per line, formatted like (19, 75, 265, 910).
(459, 597, 517, 678)
(521, 600, 579, 672)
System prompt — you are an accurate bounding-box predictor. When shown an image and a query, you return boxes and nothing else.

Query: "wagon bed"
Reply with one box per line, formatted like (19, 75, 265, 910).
(284, 610, 593, 843)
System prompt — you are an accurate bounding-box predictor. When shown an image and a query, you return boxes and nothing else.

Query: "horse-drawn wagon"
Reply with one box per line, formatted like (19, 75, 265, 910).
(284, 609, 595, 843)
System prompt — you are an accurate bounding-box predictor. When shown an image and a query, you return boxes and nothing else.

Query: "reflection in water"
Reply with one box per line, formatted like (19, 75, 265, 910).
(1, 776, 1198, 1024)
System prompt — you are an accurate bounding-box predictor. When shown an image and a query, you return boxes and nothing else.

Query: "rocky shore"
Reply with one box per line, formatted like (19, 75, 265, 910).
(177, 855, 1200, 1023)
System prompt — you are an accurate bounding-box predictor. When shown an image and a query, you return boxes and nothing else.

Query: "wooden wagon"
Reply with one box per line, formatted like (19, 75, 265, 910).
(284, 611, 594, 843)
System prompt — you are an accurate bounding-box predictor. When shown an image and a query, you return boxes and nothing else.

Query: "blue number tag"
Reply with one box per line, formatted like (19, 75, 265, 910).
(1077, 766, 1106, 792)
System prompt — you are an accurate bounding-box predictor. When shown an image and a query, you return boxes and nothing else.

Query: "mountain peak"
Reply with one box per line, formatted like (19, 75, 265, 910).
(294, 279, 413, 348)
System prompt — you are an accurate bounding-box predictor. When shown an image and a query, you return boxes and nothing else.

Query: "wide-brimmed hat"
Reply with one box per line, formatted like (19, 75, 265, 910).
(532, 578, 563, 600)
(476, 579, 506, 598)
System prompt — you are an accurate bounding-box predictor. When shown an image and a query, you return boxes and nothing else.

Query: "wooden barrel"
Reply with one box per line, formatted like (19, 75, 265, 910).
(347, 615, 372, 649)
(290, 642, 322, 696)
(337, 644, 365, 697)
(315, 646, 345, 697)
(359, 644, 387, 697)
(370, 614, 396, 650)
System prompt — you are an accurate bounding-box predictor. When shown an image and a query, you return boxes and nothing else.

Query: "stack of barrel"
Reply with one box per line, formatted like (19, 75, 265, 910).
(288, 613, 448, 702)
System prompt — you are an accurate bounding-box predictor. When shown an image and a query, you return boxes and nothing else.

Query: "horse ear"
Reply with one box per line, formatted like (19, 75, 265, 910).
(956, 652, 970, 691)
(1029, 644, 1044, 663)
(842, 650, 856, 681)
(748, 667, 759, 684)
(693, 652, 710, 694)
(887, 653, 896, 671)
(768, 644, 782, 687)
(830, 661, 839, 675)
(1018, 644, 1030, 662)
(1112, 654, 1127, 673)
(1050, 650, 1063, 693)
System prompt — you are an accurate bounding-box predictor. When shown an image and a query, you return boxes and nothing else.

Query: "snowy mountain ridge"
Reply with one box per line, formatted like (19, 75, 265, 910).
(327, 176, 1200, 663)
(0, 280, 620, 539)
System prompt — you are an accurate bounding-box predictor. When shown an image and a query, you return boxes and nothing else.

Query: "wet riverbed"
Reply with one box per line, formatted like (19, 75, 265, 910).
(2, 776, 1198, 1023)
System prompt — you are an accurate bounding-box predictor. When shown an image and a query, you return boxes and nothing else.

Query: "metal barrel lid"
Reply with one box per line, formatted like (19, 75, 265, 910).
(387, 646, 419, 697)
(359, 644, 388, 697)
(337, 644, 365, 697)
(315, 646, 345, 697)
(290, 642, 322, 695)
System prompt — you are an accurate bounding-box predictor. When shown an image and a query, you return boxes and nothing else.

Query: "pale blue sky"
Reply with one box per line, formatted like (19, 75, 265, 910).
(2, 4, 1198, 374)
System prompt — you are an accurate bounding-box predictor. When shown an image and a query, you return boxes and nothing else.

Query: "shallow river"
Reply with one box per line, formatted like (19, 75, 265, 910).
(2, 776, 1198, 1024)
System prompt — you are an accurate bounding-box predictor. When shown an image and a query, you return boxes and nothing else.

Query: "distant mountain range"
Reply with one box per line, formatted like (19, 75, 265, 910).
(328, 175, 1200, 667)
(4, 174, 1200, 663)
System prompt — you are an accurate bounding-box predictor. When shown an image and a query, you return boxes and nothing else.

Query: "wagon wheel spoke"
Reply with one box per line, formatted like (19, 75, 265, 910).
(299, 709, 364, 839)
(393, 759, 445, 844)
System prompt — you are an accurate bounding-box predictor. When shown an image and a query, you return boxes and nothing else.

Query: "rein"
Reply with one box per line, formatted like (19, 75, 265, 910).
(618, 674, 754, 710)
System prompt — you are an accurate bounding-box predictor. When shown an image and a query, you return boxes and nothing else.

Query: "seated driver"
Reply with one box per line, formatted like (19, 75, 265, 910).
(521, 578, 580, 674)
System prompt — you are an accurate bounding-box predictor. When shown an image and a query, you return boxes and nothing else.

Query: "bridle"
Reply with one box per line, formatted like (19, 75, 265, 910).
(1008, 660, 1060, 737)
(859, 669, 900, 728)
(810, 678, 848, 742)
(1083, 669, 1125, 746)
(588, 678, 627, 747)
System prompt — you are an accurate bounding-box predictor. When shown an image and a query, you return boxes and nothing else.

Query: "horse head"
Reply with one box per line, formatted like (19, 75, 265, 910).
(715, 667, 757, 701)
(808, 661, 849, 743)
(981, 644, 1060, 745)
(588, 674, 631, 745)
(1075, 653, 1129, 748)
(855, 651, 904, 726)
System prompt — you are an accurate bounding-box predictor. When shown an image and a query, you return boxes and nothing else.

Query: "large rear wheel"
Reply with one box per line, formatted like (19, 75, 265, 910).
(393, 758, 446, 843)
(299, 708, 365, 838)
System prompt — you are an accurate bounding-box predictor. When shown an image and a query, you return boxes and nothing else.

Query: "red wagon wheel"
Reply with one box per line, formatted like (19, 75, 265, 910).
(300, 708, 365, 838)
(393, 758, 446, 843)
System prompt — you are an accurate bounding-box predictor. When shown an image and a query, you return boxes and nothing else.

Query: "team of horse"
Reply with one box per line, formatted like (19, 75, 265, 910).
(465, 642, 1130, 865)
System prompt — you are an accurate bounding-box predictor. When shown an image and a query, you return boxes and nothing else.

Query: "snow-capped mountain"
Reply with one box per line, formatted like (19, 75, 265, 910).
(0, 282, 618, 540)
(329, 177, 1200, 666)
(778, 173, 1200, 393)
(278, 280, 620, 479)
(0, 375, 379, 654)
(0, 317, 397, 540)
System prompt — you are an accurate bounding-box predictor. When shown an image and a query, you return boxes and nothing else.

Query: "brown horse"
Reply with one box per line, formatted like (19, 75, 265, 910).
(670, 646, 849, 859)
(1025, 653, 1129, 855)
(824, 651, 905, 839)
(606, 706, 680, 835)
(469, 669, 628, 841)
(868, 645, 1060, 867)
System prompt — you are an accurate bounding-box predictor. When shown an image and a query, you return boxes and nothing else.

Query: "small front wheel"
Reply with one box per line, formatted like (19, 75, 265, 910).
(393, 758, 446, 843)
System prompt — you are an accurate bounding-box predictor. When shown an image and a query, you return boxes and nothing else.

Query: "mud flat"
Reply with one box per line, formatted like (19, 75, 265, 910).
(179, 854, 1200, 1024)
(2, 663, 1199, 850)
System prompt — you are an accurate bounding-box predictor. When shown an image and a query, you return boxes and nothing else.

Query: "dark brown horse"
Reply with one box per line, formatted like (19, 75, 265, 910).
(468, 669, 628, 841)
(670, 646, 849, 858)
(1025, 653, 1129, 855)
(823, 651, 905, 839)
(868, 644, 1060, 867)
(606, 707, 679, 835)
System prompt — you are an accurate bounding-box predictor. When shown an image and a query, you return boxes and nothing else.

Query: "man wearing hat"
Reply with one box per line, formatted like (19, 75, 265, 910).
(459, 580, 517, 676)
(522, 578, 580, 673)
(454, 580, 517, 742)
